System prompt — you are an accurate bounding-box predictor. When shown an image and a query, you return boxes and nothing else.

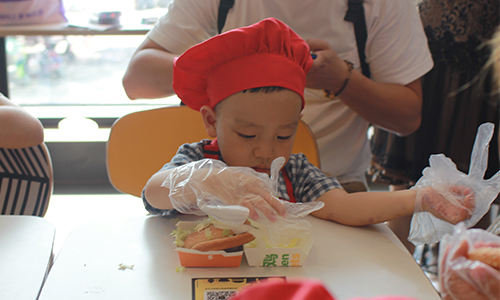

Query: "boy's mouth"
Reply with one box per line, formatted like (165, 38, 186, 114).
(252, 166, 270, 174)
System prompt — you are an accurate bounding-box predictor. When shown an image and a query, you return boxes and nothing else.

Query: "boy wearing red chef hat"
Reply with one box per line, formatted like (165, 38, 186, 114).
(143, 18, 473, 230)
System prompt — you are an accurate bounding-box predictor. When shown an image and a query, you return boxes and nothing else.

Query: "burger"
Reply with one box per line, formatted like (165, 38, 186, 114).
(172, 218, 256, 251)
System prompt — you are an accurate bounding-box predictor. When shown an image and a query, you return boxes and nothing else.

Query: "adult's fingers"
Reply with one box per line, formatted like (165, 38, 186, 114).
(443, 269, 487, 300)
(451, 240, 470, 260)
(469, 265, 500, 299)
(306, 38, 331, 52)
(442, 242, 498, 300)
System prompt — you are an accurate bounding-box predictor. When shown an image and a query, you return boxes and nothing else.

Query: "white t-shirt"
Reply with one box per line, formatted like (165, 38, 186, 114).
(148, 0, 433, 185)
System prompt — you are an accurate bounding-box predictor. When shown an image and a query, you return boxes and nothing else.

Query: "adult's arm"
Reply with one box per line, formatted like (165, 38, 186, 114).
(307, 39, 422, 136)
(122, 38, 178, 100)
(0, 94, 44, 148)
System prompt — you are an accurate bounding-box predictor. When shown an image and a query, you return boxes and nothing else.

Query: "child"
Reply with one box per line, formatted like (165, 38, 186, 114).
(143, 18, 473, 227)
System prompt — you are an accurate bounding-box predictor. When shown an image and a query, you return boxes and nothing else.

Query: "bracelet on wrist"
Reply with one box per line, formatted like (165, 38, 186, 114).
(324, 60, 354, 99)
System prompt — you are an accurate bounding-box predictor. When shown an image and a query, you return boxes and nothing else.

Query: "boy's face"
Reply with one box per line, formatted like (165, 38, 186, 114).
(205, 89, 302, 175)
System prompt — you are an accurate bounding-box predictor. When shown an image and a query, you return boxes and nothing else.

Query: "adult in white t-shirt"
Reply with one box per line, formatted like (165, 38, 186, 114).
(123, 0, 433, 191)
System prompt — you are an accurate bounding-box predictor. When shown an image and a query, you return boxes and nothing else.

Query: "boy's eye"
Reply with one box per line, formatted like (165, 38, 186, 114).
(278, 134, 293, 140)
(238, 133, 256, 139)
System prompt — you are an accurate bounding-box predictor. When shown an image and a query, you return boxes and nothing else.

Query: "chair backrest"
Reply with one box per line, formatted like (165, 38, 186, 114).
(106, 105, 320, 198)
(0, 143, 53, 217)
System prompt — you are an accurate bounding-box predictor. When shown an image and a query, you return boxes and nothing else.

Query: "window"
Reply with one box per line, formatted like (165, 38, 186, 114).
(2, 1, 177, 193)
(5, 0, 179, 137)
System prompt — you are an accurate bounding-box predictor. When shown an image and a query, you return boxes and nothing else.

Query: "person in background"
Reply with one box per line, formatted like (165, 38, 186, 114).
(0, 93, 44, 148)
(370, 0, 500, 255)
(488, 26, 500, 95)
(123, 0, 433, 194)
(488, 26, 500, 156)
(437, 25, 500, 300)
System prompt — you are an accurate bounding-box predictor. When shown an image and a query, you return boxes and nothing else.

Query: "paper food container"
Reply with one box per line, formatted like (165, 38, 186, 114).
(244, 233, 313, 267)
(173, 220, 244, 268)
(175, 247, 243, 267)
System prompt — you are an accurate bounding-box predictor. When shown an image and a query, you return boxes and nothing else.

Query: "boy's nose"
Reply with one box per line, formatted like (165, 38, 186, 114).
(254, 142, 273, 159)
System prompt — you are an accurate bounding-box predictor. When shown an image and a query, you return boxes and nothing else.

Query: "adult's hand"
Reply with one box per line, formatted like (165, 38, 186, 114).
(305, 38, 422, 136)
(440, 239, 500, 300)
(305, 39, 349, 93)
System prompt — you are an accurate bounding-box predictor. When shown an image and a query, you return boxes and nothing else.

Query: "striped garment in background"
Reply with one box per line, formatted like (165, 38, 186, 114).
(0, 144, 52, 217)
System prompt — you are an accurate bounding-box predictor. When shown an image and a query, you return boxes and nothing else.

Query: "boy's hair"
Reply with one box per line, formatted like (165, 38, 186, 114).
(214, 86, 287, 113)
(242, 86, 285, 94)
(173, 18, 313, 112)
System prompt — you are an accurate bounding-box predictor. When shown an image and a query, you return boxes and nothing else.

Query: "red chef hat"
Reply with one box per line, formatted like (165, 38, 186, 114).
(231, 279, 336, 300)
(229, 279, 422, 300)
(173, 17, 313, 111)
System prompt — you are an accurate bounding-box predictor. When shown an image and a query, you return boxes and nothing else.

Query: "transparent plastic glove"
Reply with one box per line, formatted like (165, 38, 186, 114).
(253, 200, 324, 244)
(409, 123, 500, 245)
(439, 223, 500, 300)
(162, 159, 286, 226)
(270, 157, 324, 218)
(246, 199, 324, 266)
(262, 156, 324, 242)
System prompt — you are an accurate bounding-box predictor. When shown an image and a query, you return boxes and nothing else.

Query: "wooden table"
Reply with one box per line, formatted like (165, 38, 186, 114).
(0, 215, 55, 300)
(38, 215, 440, 300)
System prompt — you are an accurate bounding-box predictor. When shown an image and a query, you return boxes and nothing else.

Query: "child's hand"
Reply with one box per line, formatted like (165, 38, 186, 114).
(420, 186, 475, 224)
(408, 123, 500, 245)
(198, 166, 287, 221)
(162, 159, 287, 225)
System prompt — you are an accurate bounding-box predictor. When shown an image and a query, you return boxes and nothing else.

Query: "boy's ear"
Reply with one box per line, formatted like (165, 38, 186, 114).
(199, 105, 217, 137)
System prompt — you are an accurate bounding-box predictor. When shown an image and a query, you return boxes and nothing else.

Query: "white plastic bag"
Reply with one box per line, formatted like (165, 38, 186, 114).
(439, 223, 500, 300)
(0, 0, 67, 26)
(409, 123, 500, 245)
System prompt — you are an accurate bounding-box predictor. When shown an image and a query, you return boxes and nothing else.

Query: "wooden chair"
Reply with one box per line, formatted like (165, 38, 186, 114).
(0, 143, 53, 216)
(106, 105, 320, 197)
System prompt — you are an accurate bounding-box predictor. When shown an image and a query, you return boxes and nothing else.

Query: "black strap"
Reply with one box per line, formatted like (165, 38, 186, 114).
(217, 0, 235, 34)
(344, 0, 371, 78)
(179, 0, 234, 107)
(216, 0, 370, 78)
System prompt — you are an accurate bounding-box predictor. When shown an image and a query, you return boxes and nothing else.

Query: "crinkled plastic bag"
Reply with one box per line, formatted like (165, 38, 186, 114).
(409, 123, 500, 245)
(162, 157, 323, 229)
(439, 223, 500, 300)
(253, 157, 324, 244)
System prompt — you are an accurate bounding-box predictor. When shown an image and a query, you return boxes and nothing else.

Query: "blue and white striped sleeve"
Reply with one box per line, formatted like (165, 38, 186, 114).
(285, 154, 342, 203)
